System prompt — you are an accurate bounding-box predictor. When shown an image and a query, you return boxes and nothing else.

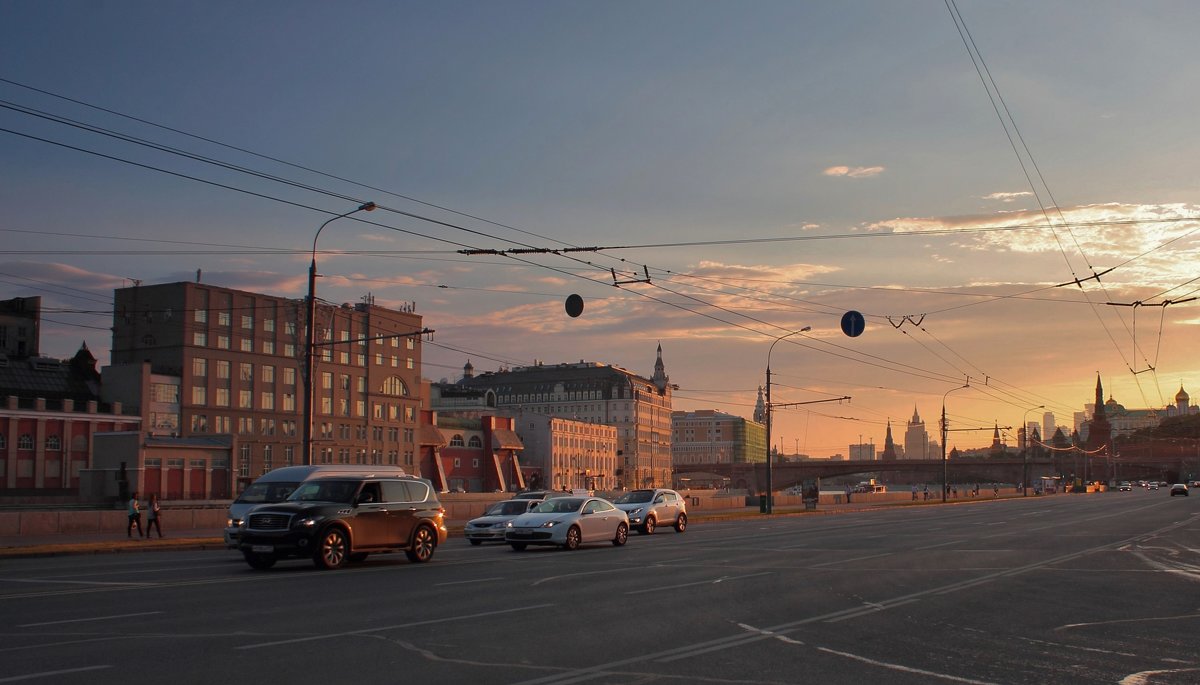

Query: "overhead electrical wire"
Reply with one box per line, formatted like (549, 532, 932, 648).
(1, 78, 1189, 434)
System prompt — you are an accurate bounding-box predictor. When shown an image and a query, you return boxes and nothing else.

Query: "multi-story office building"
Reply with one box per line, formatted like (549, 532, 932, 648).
(111, 281, 424, 491)
(904, 406, 929, 460)
(458, 345, 674, 489)
(671, 409, 765, 466)
(848, 441, 876, 461)
(511, 411, 617, 492)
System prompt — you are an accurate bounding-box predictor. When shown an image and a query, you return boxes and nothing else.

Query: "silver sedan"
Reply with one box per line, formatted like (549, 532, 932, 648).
(505, 497, 629, 551)
(464, 499, 539, 545)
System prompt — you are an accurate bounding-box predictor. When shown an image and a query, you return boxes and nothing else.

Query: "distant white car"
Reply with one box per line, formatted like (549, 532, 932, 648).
(464, 499, 539, 545)
(505, 497, 629, 551)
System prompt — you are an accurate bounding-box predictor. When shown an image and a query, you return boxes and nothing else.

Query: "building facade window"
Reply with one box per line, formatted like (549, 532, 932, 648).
(449, 434, 464, 447)
(18, 434, 33, 450)
(193, 358, 207, 376)
(216, 360, 230, 379)
(193, 332, 207, 346)
(46, 435, 61, 451)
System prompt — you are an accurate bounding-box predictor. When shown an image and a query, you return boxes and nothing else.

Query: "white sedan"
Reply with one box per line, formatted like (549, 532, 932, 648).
(505, 497, 629, 551)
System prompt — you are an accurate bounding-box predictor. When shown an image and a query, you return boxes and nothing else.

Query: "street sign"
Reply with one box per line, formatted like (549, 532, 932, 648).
(565, 294, 584, 317)
(841, 310, 865, 337)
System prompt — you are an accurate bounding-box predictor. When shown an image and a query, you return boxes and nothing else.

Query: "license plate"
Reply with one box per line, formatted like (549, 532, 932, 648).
(251, 545, 274, 553)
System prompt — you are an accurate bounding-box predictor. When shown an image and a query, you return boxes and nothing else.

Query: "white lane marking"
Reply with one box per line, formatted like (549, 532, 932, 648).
(0, 665, 112, 683)
(624, 572, 772, 595)
(19, 611, 164, 628)
(735, 622, 805, 645)
(435, 577, 503, 586)
(816, 646, 998, 684)
(237, 603, 555, 650)
(530, 566, 642, 587)
(1058, 611, 1200, 631)
(1120, 667, 1200, 685)
(809, 552, 892, 568)
(824, 599, 918, 622)
(1, 578, 155, 587)
(915, 540, 962, 550)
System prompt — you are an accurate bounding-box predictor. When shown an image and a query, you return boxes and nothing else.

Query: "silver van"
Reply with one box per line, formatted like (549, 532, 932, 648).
(224, 465, 409, 547)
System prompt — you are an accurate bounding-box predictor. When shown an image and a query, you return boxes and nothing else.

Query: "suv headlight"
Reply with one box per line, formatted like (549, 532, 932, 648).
(628, 507, 644, 516)
(296, 515, 325, 528)
(227, 518, 242, 528)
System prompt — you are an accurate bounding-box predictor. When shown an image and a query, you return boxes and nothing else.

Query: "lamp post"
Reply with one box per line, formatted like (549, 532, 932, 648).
(1021, 404, 1044, 496)
(940, 381, 970, 502)
(765, 326, 810, 514)
(302, 202, 376, 466)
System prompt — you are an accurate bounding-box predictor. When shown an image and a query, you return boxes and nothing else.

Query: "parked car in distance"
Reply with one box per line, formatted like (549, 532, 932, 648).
(464, 499, 540, 545)
(1169, 483, 1189, 497)
(238, 474, 447, 570)
(505, 496, 628, 551)
(1148, 482, 1159, 490)
(1117, 482, 1132, 491)
(611, 488, 688, 534)
(224, 464, 410, 548)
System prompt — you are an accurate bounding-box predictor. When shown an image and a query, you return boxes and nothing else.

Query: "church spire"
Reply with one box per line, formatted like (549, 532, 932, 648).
(651, 343, 670, 394)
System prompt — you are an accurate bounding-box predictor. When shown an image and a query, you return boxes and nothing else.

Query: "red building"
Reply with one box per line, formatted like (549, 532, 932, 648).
(0, 345, 140, 494)
(416, 410, 524, 493)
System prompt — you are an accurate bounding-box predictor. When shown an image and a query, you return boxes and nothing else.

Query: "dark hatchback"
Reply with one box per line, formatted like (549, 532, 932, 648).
(237, 475, 448, 570)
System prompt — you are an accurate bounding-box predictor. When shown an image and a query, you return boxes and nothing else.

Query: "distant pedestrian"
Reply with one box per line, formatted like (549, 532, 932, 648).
(844, 484, 852, 504)
(146, 493, 163, 538)
(993, 483, 999, 498)
(127, 492, 143, 538)
(923, 484, 930, 501)
(911, 484, 918, 501)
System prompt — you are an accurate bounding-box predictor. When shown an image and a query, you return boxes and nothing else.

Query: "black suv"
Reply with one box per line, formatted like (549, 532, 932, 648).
(238, 475, 448, 570)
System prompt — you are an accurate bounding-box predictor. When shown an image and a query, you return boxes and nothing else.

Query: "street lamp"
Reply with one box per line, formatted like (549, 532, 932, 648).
(303, 202, 376, 465)
(1021, 404, 1044, 496)
(941, 381, 971, 502)
(765, 326, 810, 514)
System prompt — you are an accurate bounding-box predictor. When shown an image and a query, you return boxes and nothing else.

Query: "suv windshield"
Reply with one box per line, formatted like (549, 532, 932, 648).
(235, 481, 300, 504)
(287, 480, 357, 504)
(613, 490, 653, 504)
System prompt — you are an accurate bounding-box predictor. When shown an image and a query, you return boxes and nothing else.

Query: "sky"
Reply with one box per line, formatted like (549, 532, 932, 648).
(3, 1, 1200, 457)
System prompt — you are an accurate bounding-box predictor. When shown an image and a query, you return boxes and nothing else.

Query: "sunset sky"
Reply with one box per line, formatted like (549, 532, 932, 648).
(3, 1, 1199, 456)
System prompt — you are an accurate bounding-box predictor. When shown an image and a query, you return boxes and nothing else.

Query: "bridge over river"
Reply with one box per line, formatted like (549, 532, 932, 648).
(676, 444, 1199, 492)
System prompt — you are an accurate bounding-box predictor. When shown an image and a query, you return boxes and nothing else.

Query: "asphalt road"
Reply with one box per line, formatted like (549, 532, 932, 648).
(0, 490, 1196, 685)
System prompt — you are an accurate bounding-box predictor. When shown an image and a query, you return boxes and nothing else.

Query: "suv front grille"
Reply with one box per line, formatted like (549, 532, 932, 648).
(247, 512, 292, 531)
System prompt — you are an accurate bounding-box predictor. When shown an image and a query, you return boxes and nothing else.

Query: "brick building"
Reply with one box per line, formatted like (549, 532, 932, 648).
(110, 281, 425, 492)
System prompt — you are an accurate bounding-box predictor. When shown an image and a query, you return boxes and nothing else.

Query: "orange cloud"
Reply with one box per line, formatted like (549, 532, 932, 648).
(823, 165, 886, 178)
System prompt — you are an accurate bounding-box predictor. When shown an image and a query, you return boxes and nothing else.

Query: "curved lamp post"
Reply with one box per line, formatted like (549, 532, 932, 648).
(940, 381, 971, 502)
(302, 202, 376, 465)
(765, 326, 810, 514)
(1021, 405, 1044, 496)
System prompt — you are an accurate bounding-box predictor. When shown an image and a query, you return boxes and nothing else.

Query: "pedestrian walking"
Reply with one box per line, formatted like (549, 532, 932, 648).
(911, 484, 918, 501)
(146, 493, 163, 538)
(127, 491, 143, 538)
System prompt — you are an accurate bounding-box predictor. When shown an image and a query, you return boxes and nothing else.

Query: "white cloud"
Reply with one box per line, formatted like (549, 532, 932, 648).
(982, 191, 1033, 203)
(822, 165, 886, 178)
